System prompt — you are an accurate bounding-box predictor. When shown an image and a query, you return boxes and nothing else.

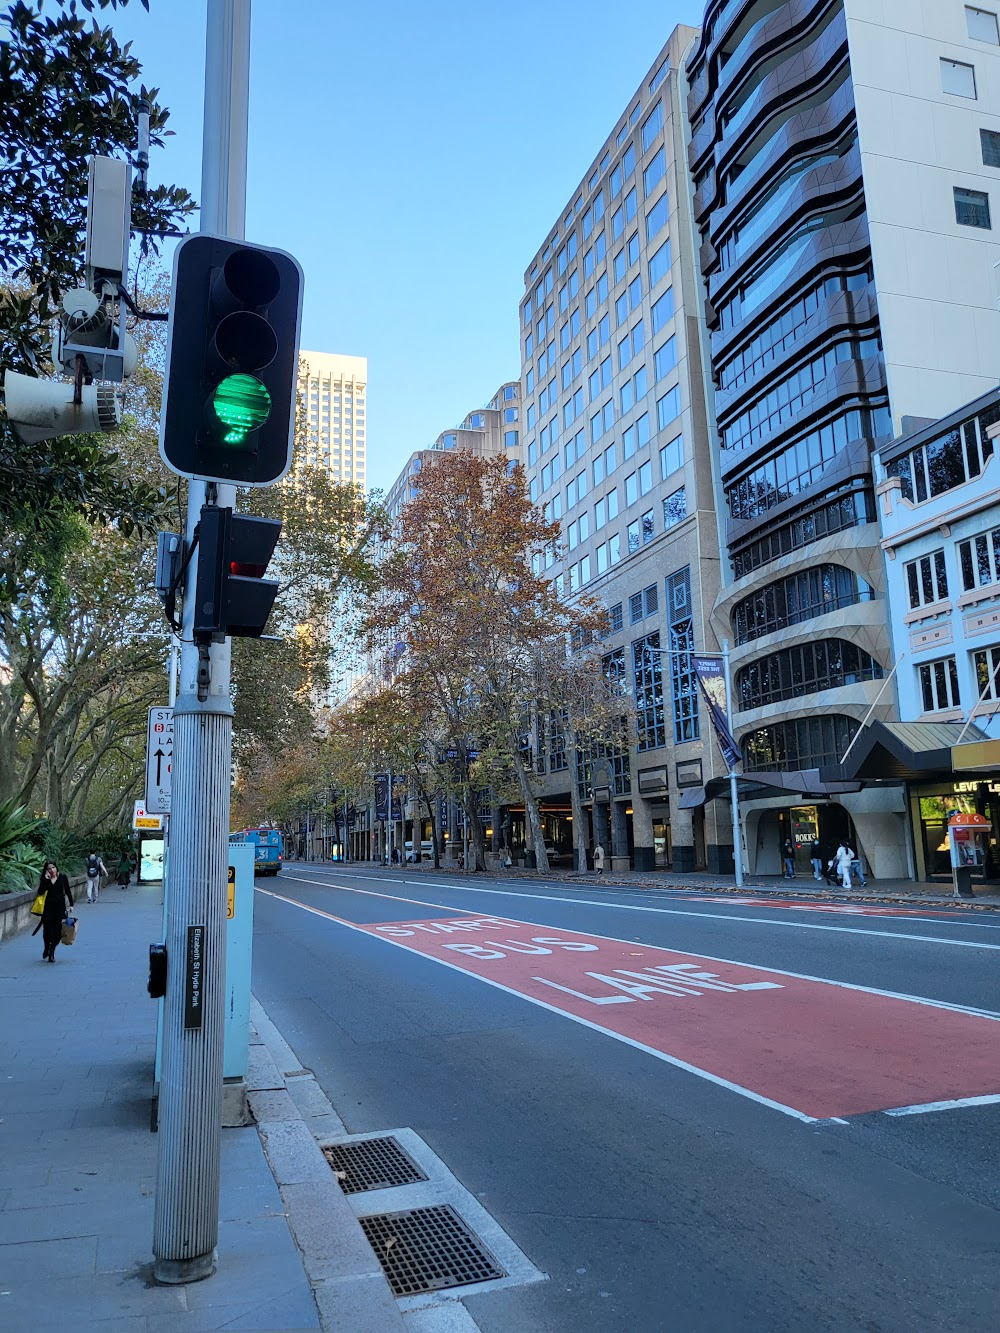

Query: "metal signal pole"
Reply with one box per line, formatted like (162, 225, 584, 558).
(153, 0, 251, 1285)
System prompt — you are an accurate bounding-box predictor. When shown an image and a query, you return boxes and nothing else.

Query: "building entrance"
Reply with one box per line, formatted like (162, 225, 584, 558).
(911, 781, 1000, 882)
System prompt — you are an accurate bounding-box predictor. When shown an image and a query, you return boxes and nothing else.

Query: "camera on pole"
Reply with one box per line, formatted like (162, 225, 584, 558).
(159, 234, 303, 486)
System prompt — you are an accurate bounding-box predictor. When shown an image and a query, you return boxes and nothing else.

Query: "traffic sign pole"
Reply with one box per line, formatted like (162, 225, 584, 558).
(153, 0, 248, 1286)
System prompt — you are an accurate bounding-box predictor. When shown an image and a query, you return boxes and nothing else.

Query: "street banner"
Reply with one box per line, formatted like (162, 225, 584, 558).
(374, 773, 389, 821)
(692, 656, 743, 771)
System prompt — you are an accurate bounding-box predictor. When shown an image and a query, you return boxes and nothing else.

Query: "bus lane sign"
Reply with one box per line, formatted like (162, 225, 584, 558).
(356, 914, 1000, 1122)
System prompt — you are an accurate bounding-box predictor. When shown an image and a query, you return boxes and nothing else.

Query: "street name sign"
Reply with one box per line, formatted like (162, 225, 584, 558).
(146, 706, 174, 814)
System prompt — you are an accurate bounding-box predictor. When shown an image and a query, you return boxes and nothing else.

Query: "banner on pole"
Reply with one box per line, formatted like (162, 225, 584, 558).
(692, 656, 743, 772)
(374, 773, 389, 821)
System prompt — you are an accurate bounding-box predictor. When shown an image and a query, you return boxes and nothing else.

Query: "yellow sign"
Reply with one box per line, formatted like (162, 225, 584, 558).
(227, 865, 235, 920)
(953, 740, 1000, 774)
(134, 815, 162, 830)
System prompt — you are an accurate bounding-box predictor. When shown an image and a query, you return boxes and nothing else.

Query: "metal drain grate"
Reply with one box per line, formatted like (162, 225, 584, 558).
(322, 1136, 428, 1194)
(359, 1204, 506, 1296)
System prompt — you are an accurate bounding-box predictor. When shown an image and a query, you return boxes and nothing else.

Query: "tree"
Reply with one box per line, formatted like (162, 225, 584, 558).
(364, 451, 603, 873)
(1, 0, 195, 541)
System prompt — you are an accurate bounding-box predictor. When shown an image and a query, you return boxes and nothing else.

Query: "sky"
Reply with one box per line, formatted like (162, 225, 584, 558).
(108, 0, 701, 491)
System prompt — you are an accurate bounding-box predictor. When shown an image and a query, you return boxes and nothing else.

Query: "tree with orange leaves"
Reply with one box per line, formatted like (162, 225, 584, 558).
(364, 450, 605, 872)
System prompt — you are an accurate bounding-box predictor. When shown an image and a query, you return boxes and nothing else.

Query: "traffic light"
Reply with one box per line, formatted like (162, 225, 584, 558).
(194, 505, 281, 639)
(159, 234, 303, 486)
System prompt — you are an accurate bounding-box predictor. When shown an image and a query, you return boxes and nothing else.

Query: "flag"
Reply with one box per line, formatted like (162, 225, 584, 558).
(692, 656, 743, 772)
(374, 773, 389, 821)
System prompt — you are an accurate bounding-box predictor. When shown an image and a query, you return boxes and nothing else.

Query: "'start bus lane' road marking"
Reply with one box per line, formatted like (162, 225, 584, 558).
(257, 884, 1000, 1124)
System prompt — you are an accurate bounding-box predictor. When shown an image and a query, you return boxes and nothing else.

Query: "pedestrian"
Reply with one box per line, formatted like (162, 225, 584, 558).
(116, 858, 131, 891)
(835, 841, 855, 889)
(782, 838, 795, 878)
(809, 839, 823, 882)
(851, 850, 868, 887)
(34, 861, 74, 963)
(85, 851, 108, 904)
(594, 842, 605, 875)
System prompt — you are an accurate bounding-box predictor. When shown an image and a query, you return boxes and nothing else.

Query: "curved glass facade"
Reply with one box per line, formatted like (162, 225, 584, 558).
(688, 0, 889, 752)
(736, 638, 882, 709)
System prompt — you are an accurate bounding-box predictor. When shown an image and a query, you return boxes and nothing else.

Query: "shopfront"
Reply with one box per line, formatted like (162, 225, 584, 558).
(909, 780, 1000, 882)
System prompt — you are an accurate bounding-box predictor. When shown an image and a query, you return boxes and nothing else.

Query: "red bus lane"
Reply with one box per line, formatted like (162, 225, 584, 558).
(357, 913, 1000, 1122)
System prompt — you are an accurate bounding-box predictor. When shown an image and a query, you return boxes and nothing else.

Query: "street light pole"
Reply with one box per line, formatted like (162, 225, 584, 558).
(722, 639, 744, 889)
(153, 0, 251, 1285)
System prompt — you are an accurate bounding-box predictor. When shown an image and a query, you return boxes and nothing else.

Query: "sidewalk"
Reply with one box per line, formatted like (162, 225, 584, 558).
(340, 857, 1000, 908)
(0, 883, 321, 1333)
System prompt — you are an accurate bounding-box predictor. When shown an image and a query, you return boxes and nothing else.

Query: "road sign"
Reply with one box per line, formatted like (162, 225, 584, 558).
(133, 799, 163, 831)
(146, 706, 174, 814)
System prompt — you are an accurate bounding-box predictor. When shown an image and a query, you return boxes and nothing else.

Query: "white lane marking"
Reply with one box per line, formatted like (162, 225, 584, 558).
(271, 874, 1000, 1021)
(275, 870, 1000, 952)
(883, 1093, 1000, 1117)
(254, 886, 820, 1125)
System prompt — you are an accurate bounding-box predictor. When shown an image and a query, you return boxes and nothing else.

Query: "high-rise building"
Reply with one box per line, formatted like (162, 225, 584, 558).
(384, 382, 520, 525)
(297, 351, 367, 489)
(519, 26, 739, 874)
(686, 0, 1000, 876)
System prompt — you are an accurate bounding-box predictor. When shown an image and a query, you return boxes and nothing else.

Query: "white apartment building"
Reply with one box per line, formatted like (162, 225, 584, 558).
(297, 350, 367, 488)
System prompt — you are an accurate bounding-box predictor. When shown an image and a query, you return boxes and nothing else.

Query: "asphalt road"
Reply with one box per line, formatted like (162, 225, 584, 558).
(250, 864, 1000, 1333)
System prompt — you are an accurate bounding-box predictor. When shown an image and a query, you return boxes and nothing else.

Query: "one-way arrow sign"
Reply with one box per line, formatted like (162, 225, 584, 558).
(146, 706, 174, 814)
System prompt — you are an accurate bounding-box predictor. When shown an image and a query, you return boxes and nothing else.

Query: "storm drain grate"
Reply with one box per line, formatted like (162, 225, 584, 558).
(359, 1204, 506, 1296)
(322, 1136, 428, 1194)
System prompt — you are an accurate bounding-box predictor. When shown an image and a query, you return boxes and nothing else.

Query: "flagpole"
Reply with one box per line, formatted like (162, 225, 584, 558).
(642, 641, 744, 887)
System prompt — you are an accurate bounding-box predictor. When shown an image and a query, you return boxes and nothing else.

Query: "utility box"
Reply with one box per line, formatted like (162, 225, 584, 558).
(224, 844, 255, 1081)
(86, 156, 131, 288)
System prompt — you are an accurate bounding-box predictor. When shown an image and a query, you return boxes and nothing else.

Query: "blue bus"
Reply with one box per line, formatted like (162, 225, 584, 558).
(230, 827, 283, 876)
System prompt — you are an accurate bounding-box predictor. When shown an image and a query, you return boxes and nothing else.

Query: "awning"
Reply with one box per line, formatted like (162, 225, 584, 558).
(822, 720, 989, 784)
(679, 771, 861, 808)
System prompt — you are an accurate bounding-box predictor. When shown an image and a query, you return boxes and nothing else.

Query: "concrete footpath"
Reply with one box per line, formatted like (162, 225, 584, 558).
(0, 882, 407, 1333)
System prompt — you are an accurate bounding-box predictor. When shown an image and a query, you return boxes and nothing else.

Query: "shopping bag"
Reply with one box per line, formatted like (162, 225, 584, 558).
(61, 916, 77, 945)
(30, 890, 47, 916)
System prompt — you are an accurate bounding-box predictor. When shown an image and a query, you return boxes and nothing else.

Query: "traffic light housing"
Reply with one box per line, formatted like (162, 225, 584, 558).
(159, 234, 303, 486)
(194, 505, 281, 639)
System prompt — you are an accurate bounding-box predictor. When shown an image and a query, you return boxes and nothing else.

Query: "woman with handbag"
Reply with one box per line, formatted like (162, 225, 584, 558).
(35, 861, 74, 962)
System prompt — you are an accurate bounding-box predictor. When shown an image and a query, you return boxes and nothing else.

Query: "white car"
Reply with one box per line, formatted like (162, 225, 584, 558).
(404, 840, 434, 862)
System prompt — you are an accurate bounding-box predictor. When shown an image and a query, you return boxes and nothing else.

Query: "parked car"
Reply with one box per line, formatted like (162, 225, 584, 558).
(543, 841, 562, 863)
(404, 840, 435, 863)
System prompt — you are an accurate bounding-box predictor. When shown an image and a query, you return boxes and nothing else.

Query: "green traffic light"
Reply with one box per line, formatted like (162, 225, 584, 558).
(212, 373, 271, 445)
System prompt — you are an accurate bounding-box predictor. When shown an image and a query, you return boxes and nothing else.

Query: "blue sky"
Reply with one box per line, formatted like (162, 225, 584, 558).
(111, 0, 700, 491)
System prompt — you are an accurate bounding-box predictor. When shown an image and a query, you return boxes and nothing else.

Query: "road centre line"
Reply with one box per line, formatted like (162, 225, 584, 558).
(272, 875, 1000, 1021)
(276, 869, 1000, 951)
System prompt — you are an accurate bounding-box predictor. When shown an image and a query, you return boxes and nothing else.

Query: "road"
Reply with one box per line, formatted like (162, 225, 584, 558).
(250, 864, 1000, 1332)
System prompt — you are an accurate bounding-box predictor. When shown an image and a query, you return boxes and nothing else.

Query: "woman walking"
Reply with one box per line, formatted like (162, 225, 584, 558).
(36, 861, 73, 963)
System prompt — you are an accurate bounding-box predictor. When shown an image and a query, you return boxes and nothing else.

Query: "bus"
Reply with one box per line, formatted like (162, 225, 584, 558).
(230, 827, 283, 876)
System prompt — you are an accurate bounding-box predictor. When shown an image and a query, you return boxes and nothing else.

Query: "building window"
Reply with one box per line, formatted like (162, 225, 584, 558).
(643, 148, 666, 198)
(649, 240, 672, 289)
(904, 550, 949, 609)
(886, 401, 1000, 502)
(941, 58, 977, 98)
(651, 288, 675, 333)
(633, 632, 666, 750)
(663, 486, 687, 529)
(982, 128, 1000, 167)
(667, 567, 698, 743)
(642, 509, 655, 543)
(973, 644, 1000, 699)
(628, 519, 641, 553)
(959, 524, 1000, 589)
(918, 657, 961, 712)
(743, 716, 859, 772)
(955, 186, 991, 227)
(967, 6, 1000, 43)
(646, 193, 669, 242)
(733, 566, 875, 645)
(737, 640, 883, 710)
(608, 602, 624, 634)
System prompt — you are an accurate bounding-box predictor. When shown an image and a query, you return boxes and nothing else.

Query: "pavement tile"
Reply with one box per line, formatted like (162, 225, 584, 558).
(0, 1232, 98, 1280)
(246, 1088, 300, 1123)
(0, 889, 323, 1333)
(259, 1120, 328, 1187)
(278, 1181, 384, 1282)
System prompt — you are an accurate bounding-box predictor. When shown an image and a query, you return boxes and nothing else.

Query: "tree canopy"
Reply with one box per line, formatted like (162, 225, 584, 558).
(0, 0, 195, 537)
